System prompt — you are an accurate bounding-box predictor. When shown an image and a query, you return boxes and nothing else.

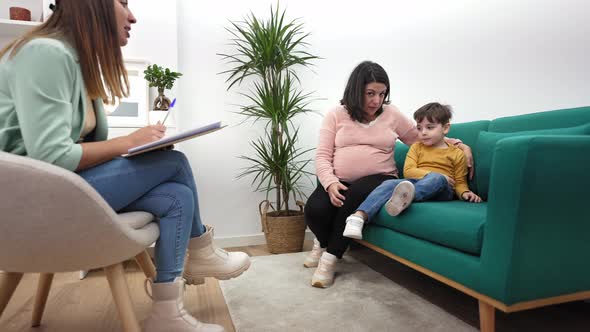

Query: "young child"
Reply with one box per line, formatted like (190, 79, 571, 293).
(343, 102, 482, 239)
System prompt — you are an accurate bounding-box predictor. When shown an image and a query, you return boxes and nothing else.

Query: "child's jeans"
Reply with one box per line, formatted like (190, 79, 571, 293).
(77, 150, 206, 283)
(357, 172, 454, 221)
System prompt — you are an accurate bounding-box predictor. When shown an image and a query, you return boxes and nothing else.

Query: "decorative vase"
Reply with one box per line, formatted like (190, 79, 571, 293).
(153, 88, 171, 111)
(9, 7, 31, 21)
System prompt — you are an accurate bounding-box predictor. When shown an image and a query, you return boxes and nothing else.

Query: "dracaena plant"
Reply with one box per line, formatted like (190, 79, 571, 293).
(219, 4, 320, 215)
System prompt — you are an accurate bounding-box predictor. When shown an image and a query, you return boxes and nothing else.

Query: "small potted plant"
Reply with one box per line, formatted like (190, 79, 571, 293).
(143, 64, 183, 111)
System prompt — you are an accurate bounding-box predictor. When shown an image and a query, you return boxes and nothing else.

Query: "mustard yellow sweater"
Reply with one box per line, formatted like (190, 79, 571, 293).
(403, 142, 470, 199)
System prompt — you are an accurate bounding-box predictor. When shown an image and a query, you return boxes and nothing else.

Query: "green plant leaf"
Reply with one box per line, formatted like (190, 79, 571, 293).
(221, 2, 320, 212)
(143, 64, 183, 91)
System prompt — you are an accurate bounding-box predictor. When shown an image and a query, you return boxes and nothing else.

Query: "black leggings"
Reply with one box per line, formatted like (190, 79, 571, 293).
(304, 174, 397, 258)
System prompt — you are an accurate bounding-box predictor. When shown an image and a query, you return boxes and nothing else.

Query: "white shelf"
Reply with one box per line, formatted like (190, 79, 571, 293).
(0, 18, 40, 37)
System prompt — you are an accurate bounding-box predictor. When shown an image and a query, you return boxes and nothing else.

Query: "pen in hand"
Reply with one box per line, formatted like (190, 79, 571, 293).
(161, 98, 176, 126)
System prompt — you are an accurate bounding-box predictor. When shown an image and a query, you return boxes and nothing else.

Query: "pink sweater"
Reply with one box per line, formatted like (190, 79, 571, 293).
(315, 104, 419, 190)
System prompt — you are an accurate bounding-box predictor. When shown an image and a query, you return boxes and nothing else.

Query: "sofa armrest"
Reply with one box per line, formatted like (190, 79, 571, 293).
(479, 135, 590, 304)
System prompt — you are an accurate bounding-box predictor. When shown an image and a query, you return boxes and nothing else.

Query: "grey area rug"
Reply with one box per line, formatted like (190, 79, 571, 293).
(219, 252, 476, 332)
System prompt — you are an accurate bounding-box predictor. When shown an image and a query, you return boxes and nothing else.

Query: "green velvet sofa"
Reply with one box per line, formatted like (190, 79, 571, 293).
(357, 106, 590, 332)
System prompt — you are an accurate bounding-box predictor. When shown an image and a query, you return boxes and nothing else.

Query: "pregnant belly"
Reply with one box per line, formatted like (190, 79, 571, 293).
(333, 149, 395, 182)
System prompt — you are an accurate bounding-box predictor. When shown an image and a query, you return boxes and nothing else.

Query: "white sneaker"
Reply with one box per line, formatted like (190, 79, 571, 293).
(311, 252, 337, 288)
(385, 181, 415, 216)
(303, 238, 326, 268)
(343, 215, 364, 239)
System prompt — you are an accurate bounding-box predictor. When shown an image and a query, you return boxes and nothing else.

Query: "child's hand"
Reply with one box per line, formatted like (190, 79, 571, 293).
(443, 175, 456, 188)
(462, 191, 482, 203)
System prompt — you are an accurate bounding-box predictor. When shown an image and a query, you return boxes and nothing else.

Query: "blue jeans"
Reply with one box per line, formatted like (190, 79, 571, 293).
(357, 172, 454, 221)
(77, 150, 206, 283)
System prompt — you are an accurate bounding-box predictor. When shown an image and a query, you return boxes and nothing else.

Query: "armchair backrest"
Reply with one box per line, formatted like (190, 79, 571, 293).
(0, 151, 156, 273)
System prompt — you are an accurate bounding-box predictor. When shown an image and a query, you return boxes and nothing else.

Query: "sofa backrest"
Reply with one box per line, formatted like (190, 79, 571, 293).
(488, 106, 590, 133)
(474, 106, 590, 199)
(447, 120, 492, 149)
(394, 142, 410, 178)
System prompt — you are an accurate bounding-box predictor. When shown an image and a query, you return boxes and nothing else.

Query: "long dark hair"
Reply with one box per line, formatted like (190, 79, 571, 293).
(0, 0, 129, 104)
(340, 61, 390, 123)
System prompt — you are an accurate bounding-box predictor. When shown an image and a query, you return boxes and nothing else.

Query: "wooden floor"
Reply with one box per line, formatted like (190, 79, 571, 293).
(0, 241, 313, 332)
(2, 240, 589, 331)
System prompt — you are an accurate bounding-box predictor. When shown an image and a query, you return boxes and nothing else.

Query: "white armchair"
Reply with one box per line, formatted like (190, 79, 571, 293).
(0, 151, 159, 332)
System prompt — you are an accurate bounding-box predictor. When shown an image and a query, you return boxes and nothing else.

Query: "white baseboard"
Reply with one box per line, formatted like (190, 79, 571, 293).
(216, 230, 315, 248)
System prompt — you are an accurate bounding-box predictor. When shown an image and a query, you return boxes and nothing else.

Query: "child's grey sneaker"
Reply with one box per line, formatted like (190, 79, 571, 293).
(343, 214, 364, 239)
(385, 181, 415, 216)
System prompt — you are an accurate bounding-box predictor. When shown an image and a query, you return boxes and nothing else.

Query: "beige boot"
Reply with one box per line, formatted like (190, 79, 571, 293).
(183, 225, 251, 285)
(311, 252, 338, 288)
(141, 277, 224, 332)
(303, 238, 326, 268)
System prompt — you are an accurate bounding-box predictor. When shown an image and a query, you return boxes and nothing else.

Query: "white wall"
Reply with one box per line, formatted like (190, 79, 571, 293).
(177, 0, 590, 239)
(124, 0, 177, 70)
(124, 0, 178, 116)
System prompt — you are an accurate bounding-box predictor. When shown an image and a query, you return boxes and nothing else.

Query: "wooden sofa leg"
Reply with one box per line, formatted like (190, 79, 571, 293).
(31, 273, 54, 327)
(478, 300, 495, 332)
(134, 250, 156, 280)
(0, 272, 23, 319)
(105, 263, 141, 332)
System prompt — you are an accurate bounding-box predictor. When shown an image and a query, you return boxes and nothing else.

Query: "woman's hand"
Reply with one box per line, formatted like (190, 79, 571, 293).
(77, 122, 166, 171)
(327, 182, 348, 207)
(126, 122, 166, 148)
(458, 143, 474, 180)
(462, 191, 482, 203)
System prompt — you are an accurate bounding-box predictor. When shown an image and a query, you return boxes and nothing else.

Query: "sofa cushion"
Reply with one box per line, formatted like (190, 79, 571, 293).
(474, 123, 590, 199)
(372, 201, 487, 255)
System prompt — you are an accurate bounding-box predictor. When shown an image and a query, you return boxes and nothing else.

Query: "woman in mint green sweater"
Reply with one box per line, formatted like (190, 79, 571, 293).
(0, 1, 244, 330)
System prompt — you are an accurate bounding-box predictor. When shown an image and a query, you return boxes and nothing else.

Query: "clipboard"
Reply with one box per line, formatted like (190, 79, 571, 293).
(125, 121, 225, 157)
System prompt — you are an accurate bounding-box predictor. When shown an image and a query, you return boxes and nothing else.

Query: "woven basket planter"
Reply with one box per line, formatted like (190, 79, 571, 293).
(259, 200, 306, 254)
